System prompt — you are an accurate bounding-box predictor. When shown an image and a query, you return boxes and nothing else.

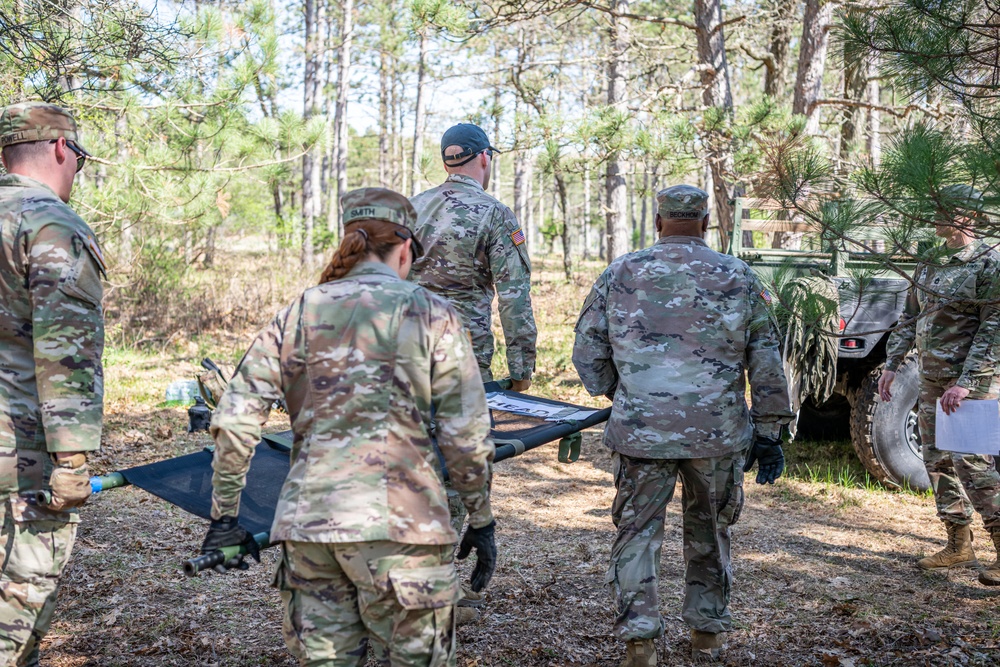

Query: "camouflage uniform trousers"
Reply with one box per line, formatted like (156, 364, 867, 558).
(273, 540, 460, 667)
(608, 450, 745, 639)
(0, 498, 77, 667)
(918, 376, 1000, 533)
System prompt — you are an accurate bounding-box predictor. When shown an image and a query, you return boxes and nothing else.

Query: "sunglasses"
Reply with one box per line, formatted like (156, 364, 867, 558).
(50, 139, 87, 172)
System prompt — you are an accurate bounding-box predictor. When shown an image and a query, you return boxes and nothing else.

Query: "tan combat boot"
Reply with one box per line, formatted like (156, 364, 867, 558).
(691, 630, 725, 664)
(978, 531, 1000, 586)
(455, 606, 480, 626)
(458, 584, 484, 608)
(917, 522, 978, 570)
(619, 639, 657, 667)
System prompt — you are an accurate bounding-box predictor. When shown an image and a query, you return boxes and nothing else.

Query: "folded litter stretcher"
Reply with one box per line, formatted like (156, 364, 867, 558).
(88, 381, 611, 574)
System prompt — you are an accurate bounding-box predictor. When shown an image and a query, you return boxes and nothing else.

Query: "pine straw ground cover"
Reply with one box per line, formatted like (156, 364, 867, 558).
(37, 256, 1000, 666)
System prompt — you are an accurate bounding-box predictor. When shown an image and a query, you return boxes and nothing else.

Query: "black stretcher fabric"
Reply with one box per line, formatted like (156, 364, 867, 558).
(118, 391, 611, 535)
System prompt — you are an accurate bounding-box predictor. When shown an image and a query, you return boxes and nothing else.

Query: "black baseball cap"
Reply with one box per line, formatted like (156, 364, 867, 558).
(440, 123, 499, 166)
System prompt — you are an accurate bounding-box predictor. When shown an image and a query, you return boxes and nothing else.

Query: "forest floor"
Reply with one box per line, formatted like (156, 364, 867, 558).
(39, 256, 1000, 667)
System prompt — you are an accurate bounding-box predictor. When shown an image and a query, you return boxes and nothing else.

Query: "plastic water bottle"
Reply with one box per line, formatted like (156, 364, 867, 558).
(165, 380, 200, 404)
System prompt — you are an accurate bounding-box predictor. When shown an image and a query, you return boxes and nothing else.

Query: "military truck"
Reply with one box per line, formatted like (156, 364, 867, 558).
(729, 198, 929, 491)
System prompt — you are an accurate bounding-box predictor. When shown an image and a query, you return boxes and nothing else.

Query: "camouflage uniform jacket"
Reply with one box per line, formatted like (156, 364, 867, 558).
(408, 174, 536, 380)
(210, 261, 494, 545)
(573, 236, 793, 460)
(0, 174, 105, 519)
(885, 241, 1000, 392)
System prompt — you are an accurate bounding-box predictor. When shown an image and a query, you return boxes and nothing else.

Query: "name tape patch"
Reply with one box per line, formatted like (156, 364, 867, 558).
(668, 211, 702, 219)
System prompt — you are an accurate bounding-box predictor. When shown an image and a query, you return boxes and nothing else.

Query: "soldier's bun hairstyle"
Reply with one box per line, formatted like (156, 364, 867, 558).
(320, 219, 408, 283)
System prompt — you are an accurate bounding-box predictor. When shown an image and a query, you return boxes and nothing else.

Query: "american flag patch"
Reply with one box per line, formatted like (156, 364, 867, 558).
(760, 289, 773, 305)
(510, 228, 526, 246)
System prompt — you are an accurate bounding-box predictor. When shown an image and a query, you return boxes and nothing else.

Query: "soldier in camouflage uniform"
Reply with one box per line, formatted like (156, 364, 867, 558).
(573, 185, 793, 666)
(203, 188, 497, 667)
(408, 123, 536, 389)
(0, 102, 103, 666)
(879, 185, 1000, 586)
(409, 123, 535, 614)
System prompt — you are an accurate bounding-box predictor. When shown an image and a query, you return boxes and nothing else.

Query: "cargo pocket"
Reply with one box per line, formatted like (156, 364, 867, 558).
(717, 458, 745, 527)
(388, 564, 460, 667)
(271, 545, 309, 664)
(2, 496, 76, 613)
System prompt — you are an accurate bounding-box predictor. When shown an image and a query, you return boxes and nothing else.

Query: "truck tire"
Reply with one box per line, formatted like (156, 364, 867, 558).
(849, 355, 930, 491)
(796, 394, 852, 440)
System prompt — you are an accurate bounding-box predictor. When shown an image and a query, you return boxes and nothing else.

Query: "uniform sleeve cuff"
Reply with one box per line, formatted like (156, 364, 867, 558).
(753, 423, 784, 441)
(467, 506, 494, 529)
(956, 375, 988, 393)
(47, 442, 101, 453)
(211, 495, 241, 520)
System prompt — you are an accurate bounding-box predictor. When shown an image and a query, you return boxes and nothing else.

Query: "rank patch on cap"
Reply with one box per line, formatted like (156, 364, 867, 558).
(760, 289, 773, 305)
(510, 228, 526, 246)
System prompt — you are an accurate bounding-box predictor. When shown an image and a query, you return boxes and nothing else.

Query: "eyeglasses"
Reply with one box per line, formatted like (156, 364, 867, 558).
(50, 139, 87, 172)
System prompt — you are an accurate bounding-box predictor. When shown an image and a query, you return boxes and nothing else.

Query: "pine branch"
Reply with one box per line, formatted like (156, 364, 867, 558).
(810, 97, 945, 119)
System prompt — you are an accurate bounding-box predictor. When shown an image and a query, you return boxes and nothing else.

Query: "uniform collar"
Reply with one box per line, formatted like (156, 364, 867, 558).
(942, 240, 982, 264)
(0, 173, 59, 198)
(654, 235, 709, 248)
(346, 260, 401, 280)
(445, 173, 485, 191)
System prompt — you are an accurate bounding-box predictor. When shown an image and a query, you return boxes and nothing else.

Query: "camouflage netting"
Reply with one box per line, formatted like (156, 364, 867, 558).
(782, 275, 840, 414)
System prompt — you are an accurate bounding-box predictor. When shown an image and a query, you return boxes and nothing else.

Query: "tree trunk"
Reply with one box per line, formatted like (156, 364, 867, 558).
(379, 40, 390, 188)
(604, 0, 630, 261)
(867, 57, 882, 164)
(115, 112, 133, 257)
(640, 165, 648, 248)
(392, 58, 404, 192)
(410, 31, 428, 196)
(301, 0, 320, 266)
(583, 160, 592, 260)
(536, 167, 545, 251)
(839, 38, 869, 167)
(695, 0, 736, 248)
(492, 85, 502, 199)
(329, 0, 353, 237)
(765, 0, 796, 97)
(514, 150, 527, 248)
(524, 157, 534, 249)
(322, 2, 335, 232)
(793, 0, 833, 136)
(556, 173, 571, 280)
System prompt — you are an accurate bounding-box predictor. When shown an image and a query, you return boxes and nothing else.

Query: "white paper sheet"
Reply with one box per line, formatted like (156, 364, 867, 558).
(935, 398, 1000, 455)
(486, 392, 599, 422)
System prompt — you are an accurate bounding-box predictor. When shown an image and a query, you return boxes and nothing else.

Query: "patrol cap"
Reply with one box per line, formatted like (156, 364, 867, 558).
(0, 101, 91, 155)
(340, 187, 424, 257)
(440, 123, 498, 166)
(938, 184, 984, 215)
(656, 185, 710, 221)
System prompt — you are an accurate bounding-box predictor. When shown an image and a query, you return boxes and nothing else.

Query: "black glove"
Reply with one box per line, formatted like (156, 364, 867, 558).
(456, 520, 497, 593)
(743, 436, 785, 485)
(201, 516, 261, 573)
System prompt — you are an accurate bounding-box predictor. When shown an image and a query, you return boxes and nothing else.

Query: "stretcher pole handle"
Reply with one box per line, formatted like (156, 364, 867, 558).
(183, 532, 271, 576)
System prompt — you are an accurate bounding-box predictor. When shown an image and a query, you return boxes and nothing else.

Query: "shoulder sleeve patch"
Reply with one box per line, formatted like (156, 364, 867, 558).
(86, 235, 108, 276)
(510, 228, 526, 246)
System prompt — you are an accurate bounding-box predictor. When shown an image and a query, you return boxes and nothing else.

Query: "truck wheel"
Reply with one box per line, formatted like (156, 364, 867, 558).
(796, 394, 851, 440)
(849, 355, 930, 492)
